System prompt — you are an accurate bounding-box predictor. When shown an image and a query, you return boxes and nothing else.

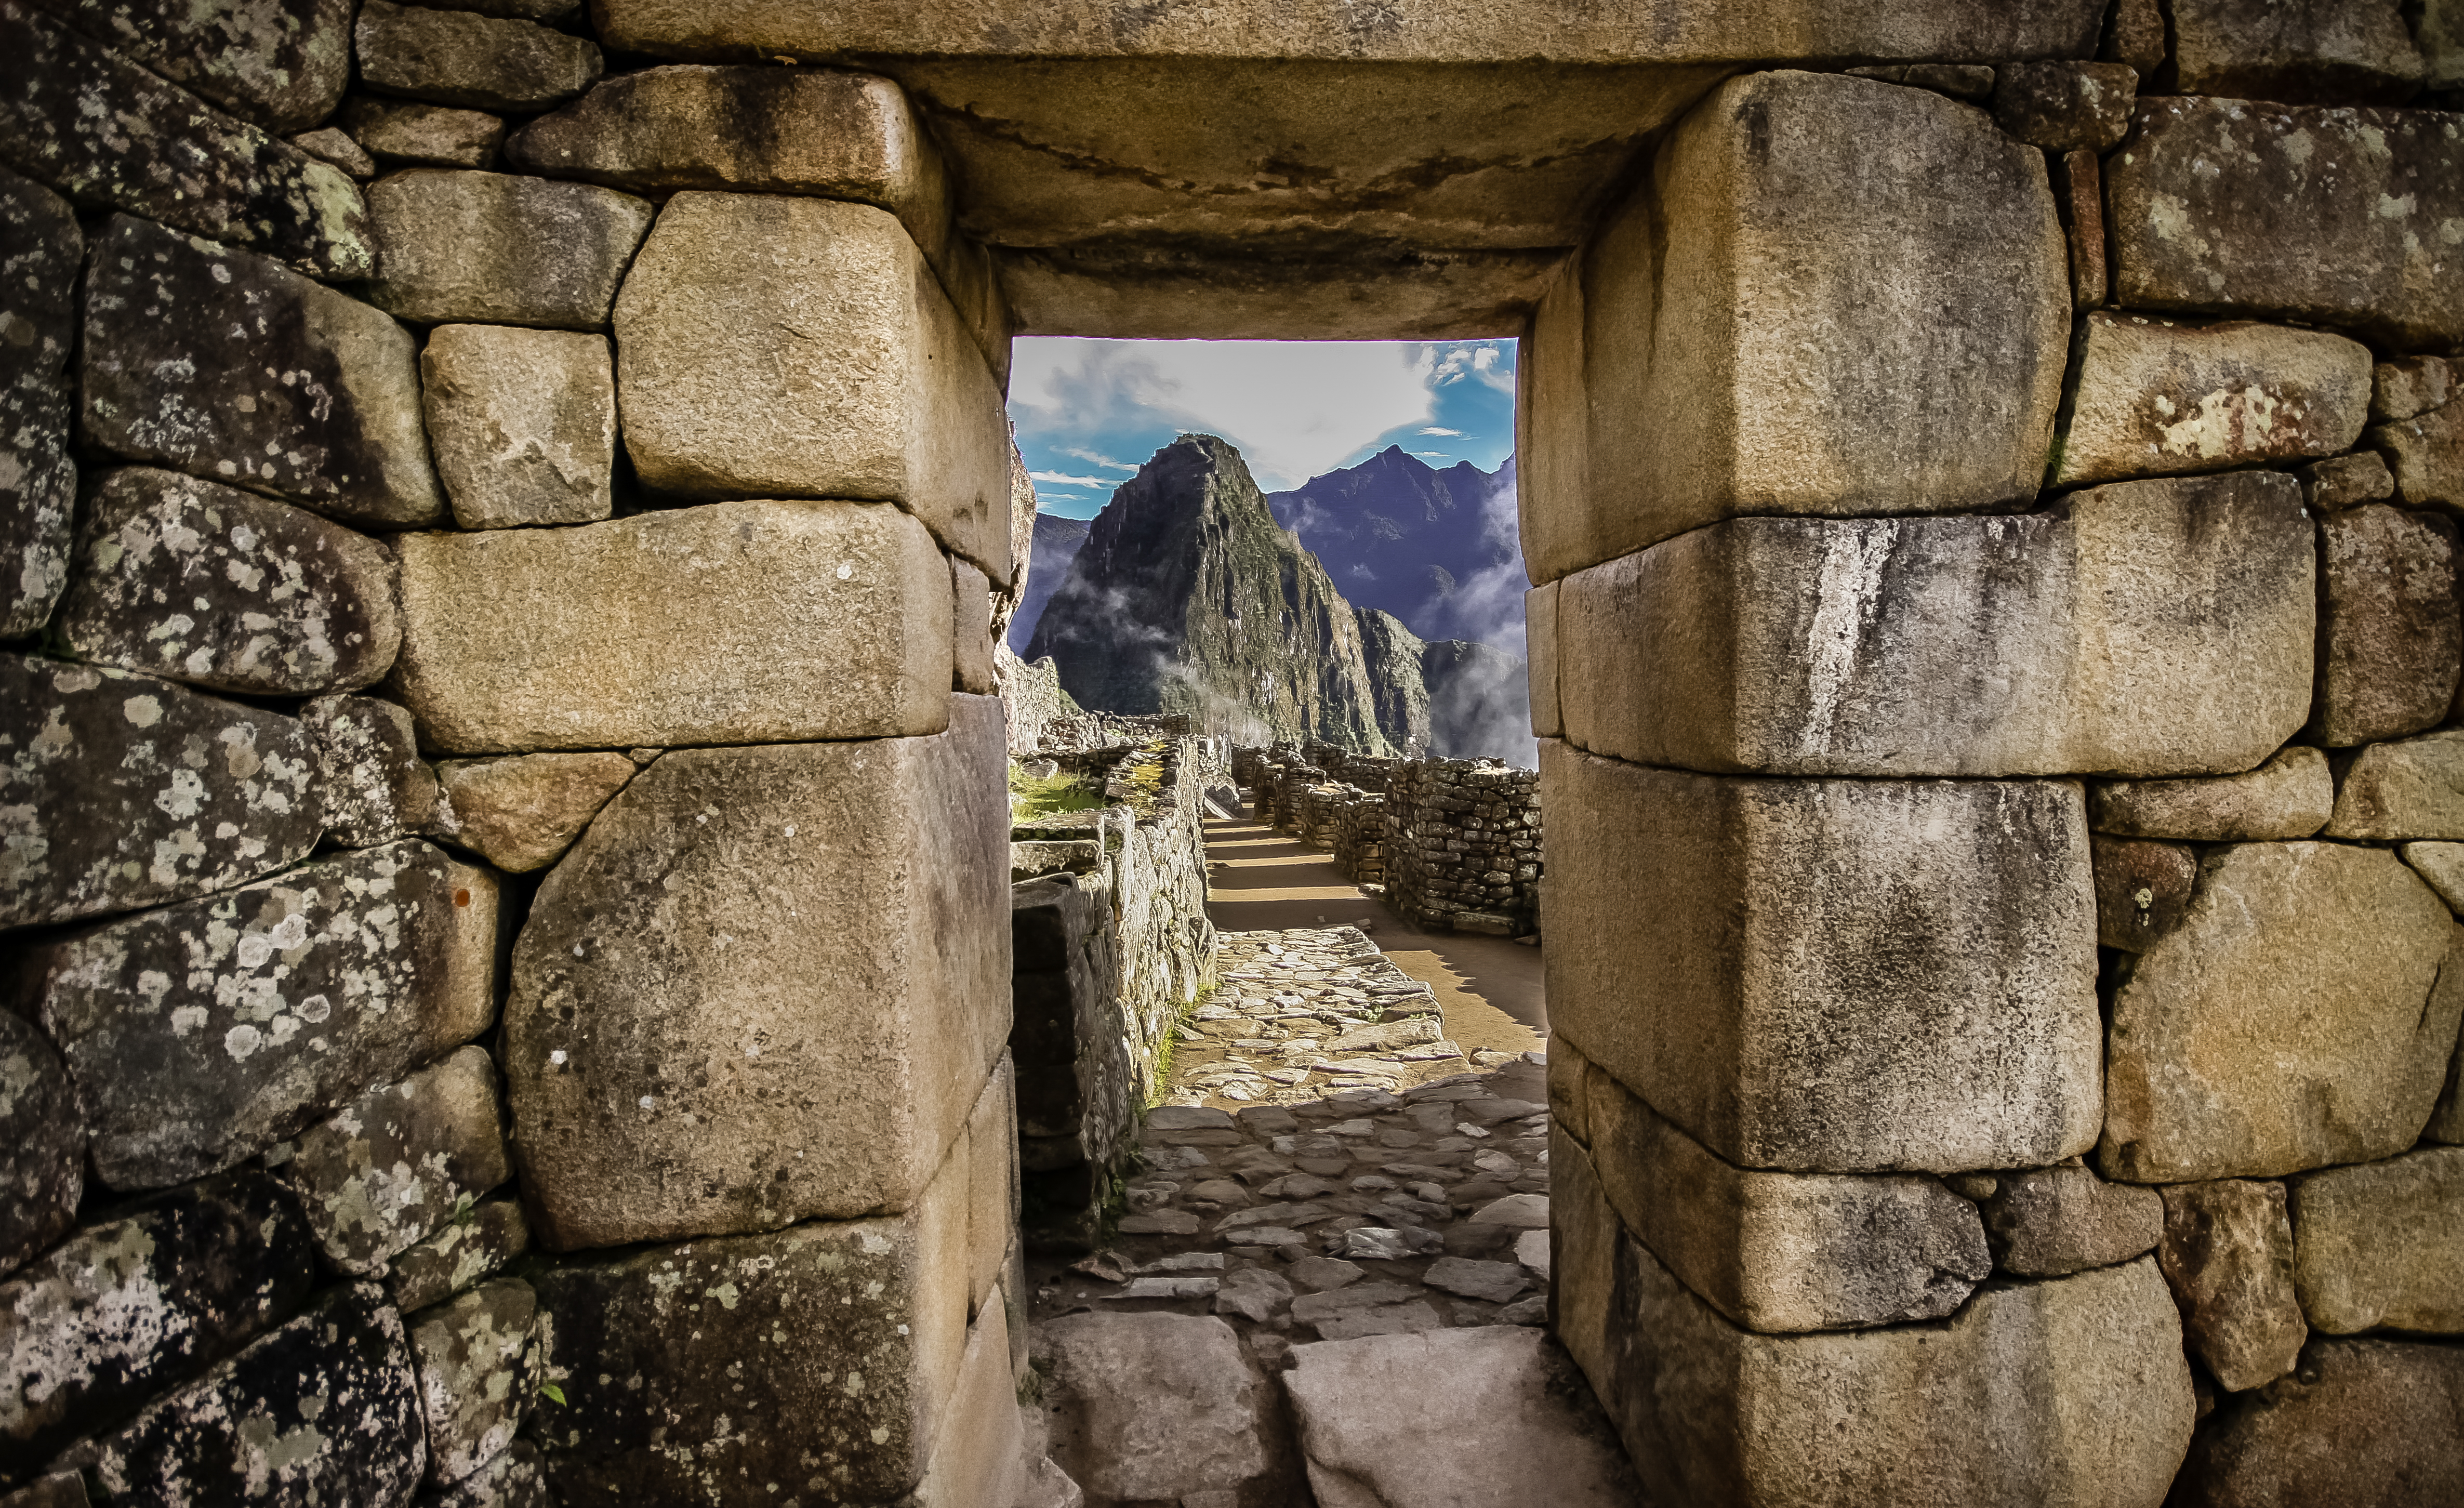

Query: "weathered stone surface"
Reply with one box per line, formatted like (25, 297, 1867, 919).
(81, 215, 442, 528)
(1981, 1163, 2164, 1277)
(341, 97, 504, 169)
(0, 1473, 84, 1507)
(304, 693, 439, 848)
(355, 0, 601, 113)
(420, 326, 612, 530)
(1524, 580, 1559, 738)
(390, 501, 953, 752)
(2303, 450, 2395, 510)
(504, 700, 1007, 1249)
(0, 1170, 314, 1475)
(2432, 0, 2464, 97)
(1559, 471, 2314, 778)
(2290, 1147, 2464, 1334)
(2103, 845, 2459, 1183)
(1993, 60, 2136, 152)
(25, 0, 354, 131)
(951, 557, 993, 695)
(0, 168, 75, 639)
(2181, 1336, 2464, 1506)
(2310, 504, 2462, 745)
(527, 1194, 969, 1508)
(0, 1013, 78, 1281)
(2054, 148, 2105, 311)
(389, 1197, 527, 1314)
(915, 1306, 1023, 1508)
(2094, 836, 2198, 952)
(2052, 313, 2372, 486)
(1522, 69, 2066, 579)
(2326, 730, 2464, 839)
(62, 1281, 424, 1505)
(22, 839, 499, 1190)
(2375, 356, 2458, 421)
(368, 172, 651, 330)
(0, 653, 322, 928)
(963, 1056, 1016, 1313)
(1585, 1065, 1988, 1332)
(1544, 745, 2099, 1175)
(2372, 395, 2464, 510)
(293, 126, 375, 177)
(273, 1046, 510, 1276)
(430, 753, 632, 872)
(2404, 840, 2464, 915)
(55, 468, 402, 696)
(418, 1441, 547, 1508)
(615, 192, 1015, 580)
(0, 2, 373, 280)
(1284, 1328, 1640, 1507)
(2107, 97, 2464, 348)
(2168, 0, 2428, 105)
(1034, 1313, 1266, 1505)
(410, 1278, 534, 1485)
(2090, 747, 2333, 841)
(1842, 62, 1994, 98)
(2158, 1180, 2310, 1391)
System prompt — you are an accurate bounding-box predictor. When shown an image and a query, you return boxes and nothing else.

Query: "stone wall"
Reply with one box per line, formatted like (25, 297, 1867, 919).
(0, 14, 1024, 1505)
(1531, 41, 2464, 1506)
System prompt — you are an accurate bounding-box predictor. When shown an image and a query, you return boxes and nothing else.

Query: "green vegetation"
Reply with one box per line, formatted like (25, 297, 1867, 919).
(1008, 763, 1105, 818)
(1143, 985, 1210, 1109)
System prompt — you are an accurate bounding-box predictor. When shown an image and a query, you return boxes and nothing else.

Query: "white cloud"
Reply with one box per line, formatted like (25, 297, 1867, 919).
(1058, 445, 1141, 471)
(1029, 471, 1116, 487)
(1413, 451, 1453, 459)
(1009, 338, 1441, 490)
(1418, 426, 1464, 436)
(1432, 342, 1515, 395)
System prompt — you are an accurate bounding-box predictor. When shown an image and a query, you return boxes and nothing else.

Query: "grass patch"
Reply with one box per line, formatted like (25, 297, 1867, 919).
(1143, 985, 1211, 1110)
(1009, 765, 1105, 819)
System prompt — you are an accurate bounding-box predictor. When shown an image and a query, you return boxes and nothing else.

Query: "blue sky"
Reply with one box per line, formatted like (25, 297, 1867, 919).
(1007, 339, 1518, 520)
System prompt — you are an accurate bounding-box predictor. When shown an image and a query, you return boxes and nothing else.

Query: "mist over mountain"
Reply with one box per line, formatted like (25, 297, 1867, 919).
(1006, 512, 1090, 653)
(1267, 447, 1525, 653)
(1024, 434, 1532, 762)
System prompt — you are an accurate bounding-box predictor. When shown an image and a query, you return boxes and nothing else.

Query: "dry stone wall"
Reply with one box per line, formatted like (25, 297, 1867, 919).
(0, 12, 1023, 1505)
(1530, 42, 2464, 1508)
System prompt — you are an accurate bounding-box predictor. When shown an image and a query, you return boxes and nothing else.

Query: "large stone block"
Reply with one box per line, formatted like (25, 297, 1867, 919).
(0, 1170, 314, 1477)
(367, 172, 651, 330)
(1992, 60, 2138, 153)
(390, 500, 954, 753)
(1032, 1313, 1268, 1505)
(1542, 743, 2100, 1174)
(526, 1171, 971, 1508)
(2310, 503, 2462, 745)
(59, 1282, 424, 1504)
(0, 1012, 79, 1279)
(0, 1, 373, 280)
(419, 325, 614, 528)
(388, 1196, 527, 1315)
(0, 653, 322, 928)
(410, 1278, 535, 1486)
(1559, 471, 2313, 777)
(2179, 1337, 2464, 1506)
(2107, 96, 2464, 349)
(502, 698, 1008, 1249)
(21, 839, 499, 1190)
(0, 168, 76, 639)
(418, 1441, 547, 1508)
(2157, 1180, 2307, 1392)
(273, 1045, 510, 1276)
(304, 693, 440, 848)
(2094, 836, 2200, 952)
(613, 192, 1014, 580)
(2376, 357, 2459, 422)
(2088, 746, 2334, 841)
(355, 1, 601, 113)
(2101, 845, 2460, 1183)
(1521, 70, 2066, 579)
(2290, 1146, 2464, 1334)
(963, 1055, 1017, 1317)
(55, 468, 402, 696)
(2326, 729, 2464, 839)
(430, 753, 634, 872)
(2052, 313, 2372, 486)
(1981, 1163, 2164, 1277)
(342, 97, 504, 170)
(1583, 1064, 1988, 1332)
(2167, 0, 2429, 105)
(22, 0, 354, 131)
(2372, 395, 2464, 510)
(81, 215, 442, 528)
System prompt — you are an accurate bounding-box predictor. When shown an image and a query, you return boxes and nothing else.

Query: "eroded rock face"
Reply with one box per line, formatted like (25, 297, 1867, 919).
(2326, 729, 2464, 839)
(2157, 1179, 2308, 1392)
(2088, 747, 2334, 841)
(62, 1282, 425, 1505)
(2107, 96, 2464, 348)
(410, 1278, 535, 1486)
(23, 839, 499, 1189)
(389, 501, 954, 753)
(388, 1197, 527, 1315)
(273, 1046, 510, 1276)
(419, 1440, 548, 1508)
(429, 753, 633, 872)
(2052, 314, 2372, 486)
(2166, 0, 2429, 105)
(2289, 1147, 2464, 1334)
(1543, 744, 2100, 1175)
(0, 1014, 78, 1281)
(2376, 358, 2459, 422)
(2310, 504, 2462, 746)
(0, 1170, 315, 1476)
(2102, 845, 2459, 1182)
(304, 694, 440, 848)
(2180, 1338, 2464, 1506)
(80, 215, 442, 528)
(0, 2, 374, 279)
(503, 699, 1007, 1249)
(1034, 1312, 1267, 1505)
(0, 167, 76, 639)
(354, 1, 601, 113)
(55, 468, 403, 696)
(24, 0, 354, 131)
(1982, 1164, 2164, 1277)
(367, 171, 651, 330)
(341, 97, 505, 169)
(2093, 836, 2198, 952)
(2373, 395, 2464, 510)
(1992, 60, 2137, 152)
(419, 325, 614, 528)
(0, 652, 322, 929)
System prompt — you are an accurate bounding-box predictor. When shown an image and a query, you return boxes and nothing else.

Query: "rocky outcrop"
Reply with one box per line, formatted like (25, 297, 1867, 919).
(1267, 446, 1524, 649)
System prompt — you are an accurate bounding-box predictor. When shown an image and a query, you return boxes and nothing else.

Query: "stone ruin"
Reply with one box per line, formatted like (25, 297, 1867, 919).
(0, 1, 2459, 1506)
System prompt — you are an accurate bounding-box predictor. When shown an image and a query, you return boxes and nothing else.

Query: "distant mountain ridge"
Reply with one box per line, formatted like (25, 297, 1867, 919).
(1005, 512, 1089, 653)
(1267, 446, 1525, 652)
